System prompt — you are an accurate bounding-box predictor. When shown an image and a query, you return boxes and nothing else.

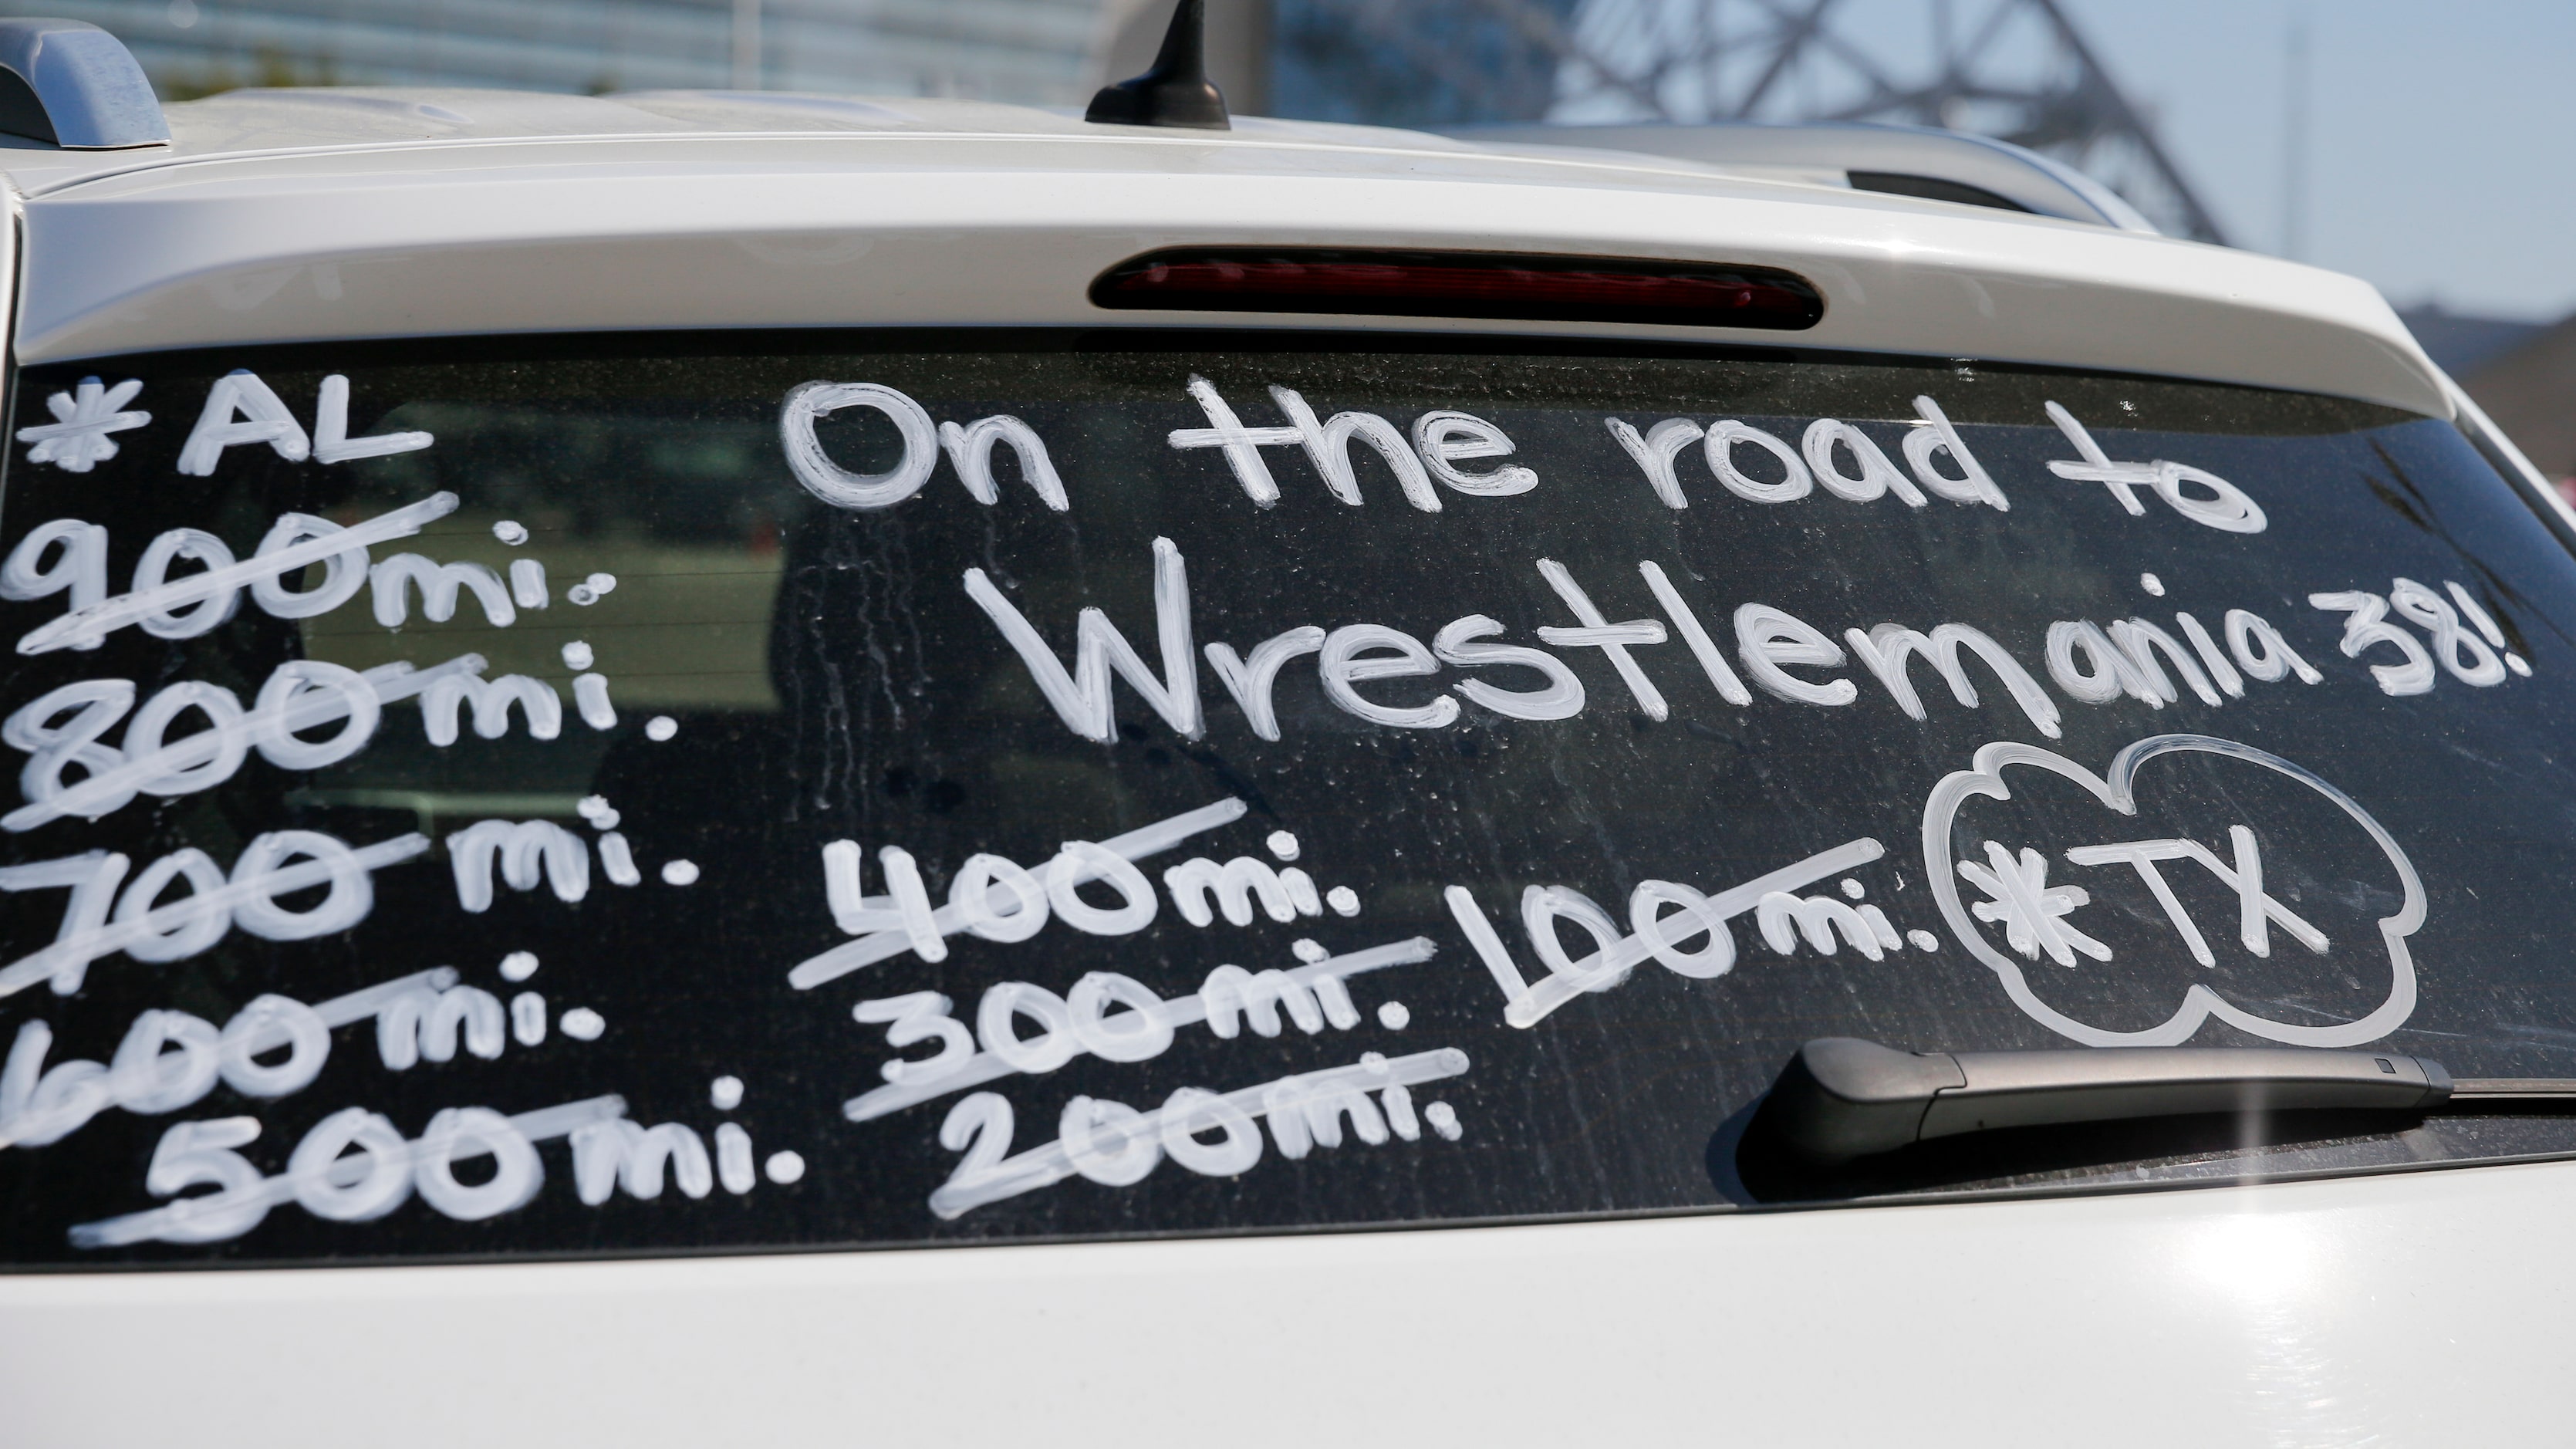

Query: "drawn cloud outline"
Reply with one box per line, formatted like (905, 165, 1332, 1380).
(1920, 734, 2426, 1048)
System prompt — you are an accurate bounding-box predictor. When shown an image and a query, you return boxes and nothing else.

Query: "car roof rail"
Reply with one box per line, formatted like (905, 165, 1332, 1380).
(0, 18, 168, 150)
(1447, 120, 2157, 236)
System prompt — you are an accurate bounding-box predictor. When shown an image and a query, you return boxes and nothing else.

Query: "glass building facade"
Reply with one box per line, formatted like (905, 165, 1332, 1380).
(1270, 0, 1578, 127)
(39, 0, 1106, 102)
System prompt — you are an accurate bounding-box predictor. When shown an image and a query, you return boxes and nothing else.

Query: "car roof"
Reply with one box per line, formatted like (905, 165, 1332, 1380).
(0, 86, 2447, 417)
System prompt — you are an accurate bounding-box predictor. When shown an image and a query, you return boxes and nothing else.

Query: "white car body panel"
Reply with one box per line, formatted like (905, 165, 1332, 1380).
(0, 88, 2561, 1446)
(5, 1158, 2573, 1447)
(2, 96, 2445, 418)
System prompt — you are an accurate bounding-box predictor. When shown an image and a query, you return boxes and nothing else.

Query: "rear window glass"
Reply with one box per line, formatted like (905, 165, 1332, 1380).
(5, 333, 2576, 1269)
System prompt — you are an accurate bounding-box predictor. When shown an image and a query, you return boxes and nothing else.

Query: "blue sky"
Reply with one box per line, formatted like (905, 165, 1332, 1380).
(2065, 0, 2576, 319)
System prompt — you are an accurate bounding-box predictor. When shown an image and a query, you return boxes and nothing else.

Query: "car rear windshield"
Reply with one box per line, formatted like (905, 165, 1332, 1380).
(5, 332, 2576, 1269)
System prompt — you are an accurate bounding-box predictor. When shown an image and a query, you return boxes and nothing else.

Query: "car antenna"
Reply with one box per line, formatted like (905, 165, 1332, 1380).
(1085, 0, 1229, 131)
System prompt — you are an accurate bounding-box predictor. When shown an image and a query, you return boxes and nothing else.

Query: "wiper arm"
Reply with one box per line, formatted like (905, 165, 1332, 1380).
(1763, 1036, 2576, 1164)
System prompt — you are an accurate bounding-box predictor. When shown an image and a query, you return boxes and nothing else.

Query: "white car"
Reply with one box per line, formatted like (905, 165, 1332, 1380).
(5, 10, 2575, 1445)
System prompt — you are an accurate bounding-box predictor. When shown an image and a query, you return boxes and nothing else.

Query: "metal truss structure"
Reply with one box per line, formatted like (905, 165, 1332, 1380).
(1318, 0, 2228, 245)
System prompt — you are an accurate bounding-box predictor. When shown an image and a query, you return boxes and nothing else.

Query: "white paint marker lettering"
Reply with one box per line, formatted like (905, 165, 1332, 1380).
(1959, 840, 2109, 966)
(2308, 590, 2436, 696)
(1519, 886, 1626, 995)
(2173, 612, 2246, 697)
(1757, 891, 1902, 960)
(937, 414, 1070, 511)
(1045, 844, 1152, 932)
(312, 375, 434, 463)
(370, 554, 514, 628)
(1448, 838, 1884, 1028)
(780, 381, 938, 509)
(0, 967, 460, 1150)
(2109, 618, 2223, 704)
(1734, 603, 1855, 706)
(2045, 620, 2177, 706)
(1432, 615, 1583, 721)
(5, 654, 481, 832)
(1173, 381, 1529, 509)
(964, 537, 1200, 744)
(2225, 608, 2323, 684)
(17, 492, 460, 654)
(1268, 387, 1439, 511)
(377, 982, 507, 1070)
(572, 673, 617, 730)
(843, 937, 1434, 1123)
(447, 819, 589, 912)
(2445, 581, 2510, 650)
(1168, 375, 1299, 506)
(1704, 420, 1812, 503)
(1638, 561, 1753, 706)
(68, 1094, 626, 1248)
(715, 1123, 756, 1194)
(876, 844, 948, 960)
(1204, 625, 1325, 741)
(249, 513, 373, 620)
(0, 518, 110, 650)
(1164, 855, 1323, 925)
(1321, 623, 1459, 728)
(1802, 418, 1926, 505)
(17, 377, 148, 472)
(1536, 558, 1668, 718)
(511, 991, 547, 1046)
(572, 1120, 712, 1203)
(790, 797, 1248, 988)
(1843, 622, 2061, 737)
(175, 371, 311, 476)
(927, 1047, 1470, 1218)
(1905, 397, 2008, 510)
(421, 672, 560, 745)
(2065, 828, 2328, 966)
(0, 832, 428, 999)
(598, 833, 641, 886)
(1605, 417, 1703, 508)
(130, 527, 239, 639)
(2043, 400, 2264, 532)
(2391, 577, 2508, 685)
(1412, 410, 1536, 495)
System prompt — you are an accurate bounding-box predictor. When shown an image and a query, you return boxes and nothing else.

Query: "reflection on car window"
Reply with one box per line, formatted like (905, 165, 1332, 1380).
(5, 333, 2576, 1268)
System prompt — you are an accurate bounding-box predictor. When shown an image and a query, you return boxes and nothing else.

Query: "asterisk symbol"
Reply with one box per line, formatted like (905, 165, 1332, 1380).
(1960, 839, 2111, 967)
(17, 377, 149, 473)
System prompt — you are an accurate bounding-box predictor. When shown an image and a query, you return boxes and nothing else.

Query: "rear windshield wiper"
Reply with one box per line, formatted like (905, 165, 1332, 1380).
(1763, 1036, 2576, 1164)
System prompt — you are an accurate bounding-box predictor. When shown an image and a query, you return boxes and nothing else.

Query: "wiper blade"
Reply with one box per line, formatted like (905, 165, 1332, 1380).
(1763, 1036, 2576, 1164)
